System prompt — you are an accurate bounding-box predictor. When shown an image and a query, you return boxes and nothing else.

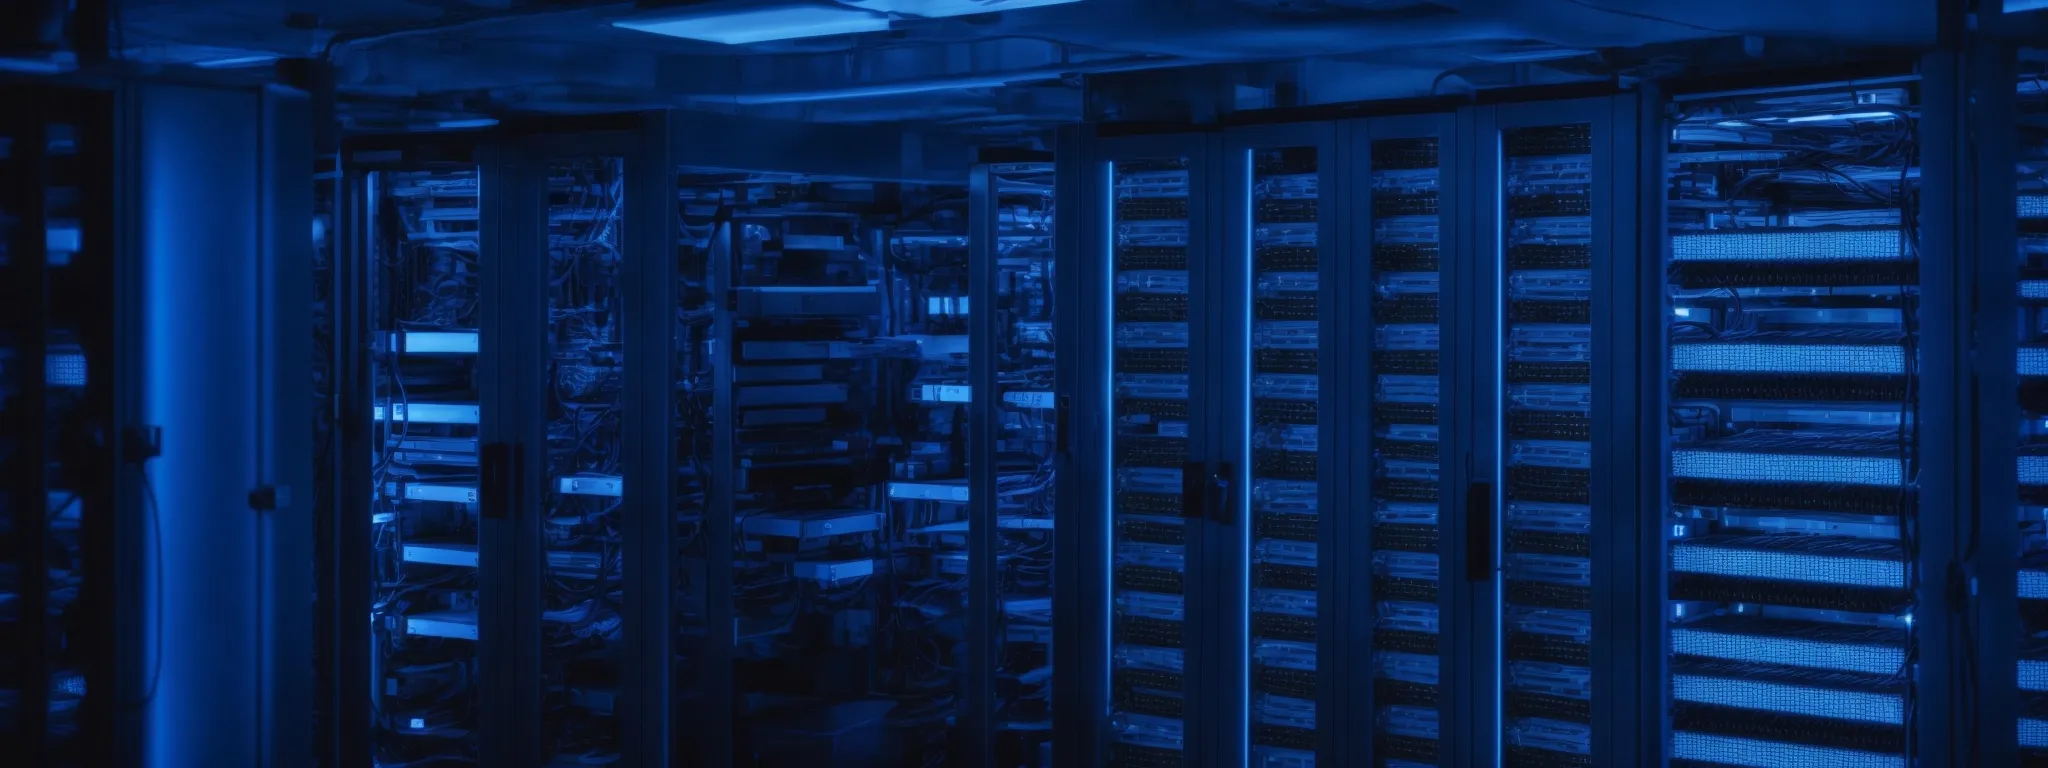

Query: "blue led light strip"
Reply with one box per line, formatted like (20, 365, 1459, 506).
(1671, 675, 1905, 723)
(1672, 732, 1906, 768)
(1671, 343, 1905, 374)
(1670, 450, 1904, 486)
(2021, 195, 2048, 219)
(1670, 227, 1903, 262)
(1670, 545, 1905, 587)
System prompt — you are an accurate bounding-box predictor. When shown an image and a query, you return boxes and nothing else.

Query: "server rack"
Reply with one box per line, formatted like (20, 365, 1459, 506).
(0, 84, 119, 767)
(1467, 95, 1653, 768)
(333, 115, 1051, 768)
(3, 81, 311, 767)
(1223, 122, 1336, 768)
(1652, 65, 1980, 768)
(335, 117, 667, 768)
(1079, 132, 1222, 768)
(2012, 49, 2048, 768)
(349, 138, 492, 767)
(1349, 113, 1463, 768)
(672, 155, 1057, 767)
(970, 161, 1063, 766)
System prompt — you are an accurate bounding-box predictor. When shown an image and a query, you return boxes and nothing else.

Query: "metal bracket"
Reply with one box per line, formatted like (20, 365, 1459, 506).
(248, 485, 292, 512)
(123, 424, 162, 462)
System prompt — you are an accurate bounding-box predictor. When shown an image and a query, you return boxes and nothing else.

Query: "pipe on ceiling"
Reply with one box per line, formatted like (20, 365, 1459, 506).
(322, 2, 635, 59)
(692, 55, 1181, 104)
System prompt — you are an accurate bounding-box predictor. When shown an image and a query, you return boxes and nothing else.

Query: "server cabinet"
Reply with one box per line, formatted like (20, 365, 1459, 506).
(1078, 133, 1223, 768)
(0, 85, 118, 766)
(1466, 95, 1652, 768)
(1221, 122, 1338, 768)
(6, 82, 313, 767)
(1348, 113, 1462, 768)
(690, 158, 1074, 766)
(353, 141, 492, 767)
(2008, 49, 2047, 768)
(339, 119, 667, 768)
(969, 161, 1062, 766)
(1656, 75, 1945, 768)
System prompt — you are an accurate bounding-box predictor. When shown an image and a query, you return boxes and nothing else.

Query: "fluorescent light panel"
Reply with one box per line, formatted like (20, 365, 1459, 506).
(194, 54, 279, 69)
(1781, 111, 1900, 124)
(841, 0, 1083, 17)
(612, 3, 889, 45)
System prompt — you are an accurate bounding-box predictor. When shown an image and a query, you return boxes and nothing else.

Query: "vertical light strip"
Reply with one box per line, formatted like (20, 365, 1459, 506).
(1240, 147, 1255, 767)
(1102, 160, 1117, 725)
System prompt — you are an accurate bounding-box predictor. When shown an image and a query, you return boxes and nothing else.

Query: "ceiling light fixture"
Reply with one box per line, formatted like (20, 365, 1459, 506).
(194, 54, 280, 69)
(612, 2, 890, 45)
(434, 118, 500, 129)
(837, 0, 1085, 18)
(1779, 111, 1899, 124)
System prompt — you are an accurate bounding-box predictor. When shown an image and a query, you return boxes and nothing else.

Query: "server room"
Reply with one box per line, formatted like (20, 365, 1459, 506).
(4, 1, 2048, 767)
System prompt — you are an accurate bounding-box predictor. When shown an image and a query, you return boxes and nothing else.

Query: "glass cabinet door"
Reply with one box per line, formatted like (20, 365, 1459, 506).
(1488, 109, 1606, 768)
(978, 161, 1061, 765)
(0, 108, 92, 764)
(536, 156, 628, 764)
(1236, 135, 1326, 768)
(702, 172, 974, 765)
(1361, 121, 1453, 768)
(367, 161, 486, 765)
(0, 113, 25, 750)
(1663, 86, 1921, 767)
(1103, 146, 1204, 768)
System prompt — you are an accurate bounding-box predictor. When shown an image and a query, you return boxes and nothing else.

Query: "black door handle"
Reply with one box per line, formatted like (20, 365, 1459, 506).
(1466, 480, 1494, 581)
(479, 442, 523, 520)
(1208, 463, 1235, 526)
(1055, 395, 1072, 456)
(1181, 460, 1206, 520)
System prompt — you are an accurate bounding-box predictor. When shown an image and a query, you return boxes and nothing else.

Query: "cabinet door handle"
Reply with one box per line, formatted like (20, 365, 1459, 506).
(1181, 460, 1206, 521)
(1466, 481, 1494, 581)
(480, 442, 510, 519)
(1208, 463, 1235, 525)
(1055, 395, 1072, 456)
